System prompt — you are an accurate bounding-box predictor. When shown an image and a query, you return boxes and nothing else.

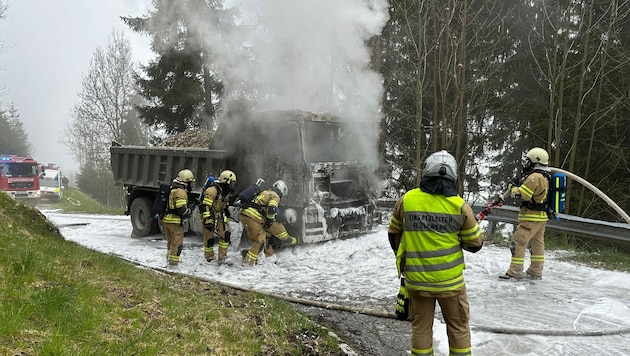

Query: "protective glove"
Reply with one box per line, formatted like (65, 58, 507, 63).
(510, 185, 520, 198)
(224, 231, 231, 244)
(289, 237, 297, 245)
(187, 202, 196, 212)
(395, 277, 410, 321)
(263, 219, 273, 229)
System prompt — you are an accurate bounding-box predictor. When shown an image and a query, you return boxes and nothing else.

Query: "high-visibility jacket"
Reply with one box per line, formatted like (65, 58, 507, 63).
(516, 171, 549, 222)
(163, 186, 190, 225)
(240, 189, 280, 224)
(200, 184, 231, 224)
(394, 189, 480, 293)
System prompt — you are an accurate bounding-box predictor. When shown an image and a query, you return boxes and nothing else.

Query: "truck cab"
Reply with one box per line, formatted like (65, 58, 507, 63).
(39, 169, 64, 202)
(0, 155, 41, 206)
(211, 110, 382, 243)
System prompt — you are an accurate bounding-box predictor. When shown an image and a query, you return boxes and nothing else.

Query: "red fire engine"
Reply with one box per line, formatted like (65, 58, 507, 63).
(0, 154, 41, 206)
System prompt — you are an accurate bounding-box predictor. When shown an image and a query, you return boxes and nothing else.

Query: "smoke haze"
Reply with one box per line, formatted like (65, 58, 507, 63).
(151, 0, 389, 164)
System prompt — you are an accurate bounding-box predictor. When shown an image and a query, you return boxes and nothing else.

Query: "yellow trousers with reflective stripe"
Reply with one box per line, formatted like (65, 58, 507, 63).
(408, 285, 471, 355)
(507, 220, 546, 278)
(164, 222, 184, 265)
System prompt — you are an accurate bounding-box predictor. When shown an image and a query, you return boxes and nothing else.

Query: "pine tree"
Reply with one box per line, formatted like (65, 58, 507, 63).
(123, 0, 227, 134)
(0, 104, 32, 156)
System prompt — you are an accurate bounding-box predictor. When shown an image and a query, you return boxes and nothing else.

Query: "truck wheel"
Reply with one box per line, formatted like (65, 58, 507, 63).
(130, 197, 159, 237)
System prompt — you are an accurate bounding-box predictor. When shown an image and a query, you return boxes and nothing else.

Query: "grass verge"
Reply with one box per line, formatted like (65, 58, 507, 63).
(0, 192, 343, 355)
(43, 187, 123, 215)
(483, 221, 630, 272)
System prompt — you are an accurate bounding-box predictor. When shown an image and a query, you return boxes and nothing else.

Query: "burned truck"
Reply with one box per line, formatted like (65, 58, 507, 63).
(110, 110, 382, 244)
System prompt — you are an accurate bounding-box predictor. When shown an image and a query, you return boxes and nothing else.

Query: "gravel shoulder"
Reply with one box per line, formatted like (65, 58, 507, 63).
(292, 304, 411, 356)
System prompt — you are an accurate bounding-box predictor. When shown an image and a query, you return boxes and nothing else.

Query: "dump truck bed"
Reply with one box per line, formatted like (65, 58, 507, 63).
(110, 144, 229, 190)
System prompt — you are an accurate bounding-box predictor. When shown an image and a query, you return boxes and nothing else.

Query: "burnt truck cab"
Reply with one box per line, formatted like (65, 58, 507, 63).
(214, 110, 382, 243)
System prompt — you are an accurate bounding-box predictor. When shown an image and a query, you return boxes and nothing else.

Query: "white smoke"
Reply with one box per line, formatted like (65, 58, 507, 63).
(153, 0, 389, 162)
(222, 0, 390, 121)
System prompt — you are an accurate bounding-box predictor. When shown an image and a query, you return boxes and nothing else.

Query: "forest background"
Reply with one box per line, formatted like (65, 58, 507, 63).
(1, 0, 629, 223)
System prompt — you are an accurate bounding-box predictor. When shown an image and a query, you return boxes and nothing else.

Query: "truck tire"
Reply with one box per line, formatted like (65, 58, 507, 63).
(130, 197, 159, 237)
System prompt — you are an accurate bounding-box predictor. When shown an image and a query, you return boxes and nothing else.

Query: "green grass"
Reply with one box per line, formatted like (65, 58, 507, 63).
(483, 222, 630, 273)
(0, 192, 343, 355)
(45, 187, 123, 215)
(544, 233, 630, 272)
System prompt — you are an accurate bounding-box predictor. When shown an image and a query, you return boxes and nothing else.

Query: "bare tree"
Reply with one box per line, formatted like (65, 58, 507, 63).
(66, 30, 145, 167)
(65, 30, 148, 206)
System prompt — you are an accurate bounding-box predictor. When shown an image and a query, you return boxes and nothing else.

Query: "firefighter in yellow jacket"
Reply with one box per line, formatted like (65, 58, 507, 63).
(163, 169, 195, 266)
(500, 147, 550, 280)
(388, 150, 484, 356)
(239, 180, 297, 265)
(200, 170, 237, 264)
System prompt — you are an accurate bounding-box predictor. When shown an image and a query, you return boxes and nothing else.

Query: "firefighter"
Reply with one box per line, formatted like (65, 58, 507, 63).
(500, 147, 551, 280)
(200, 170, 237, 264)
(239, 180, 296, 265)
(388, 150, 484, 356)
(163, 169, 195, 266)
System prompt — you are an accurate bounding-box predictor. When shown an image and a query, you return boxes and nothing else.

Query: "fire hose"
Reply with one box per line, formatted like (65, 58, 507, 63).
(136, 261, 630, 337)
(476, 167, 630, 224)
(122, 166, 630, 337)
(550, 167, 630, 224)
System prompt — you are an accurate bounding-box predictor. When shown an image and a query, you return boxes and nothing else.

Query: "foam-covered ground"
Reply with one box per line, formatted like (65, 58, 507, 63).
(44, 210, 630, 356)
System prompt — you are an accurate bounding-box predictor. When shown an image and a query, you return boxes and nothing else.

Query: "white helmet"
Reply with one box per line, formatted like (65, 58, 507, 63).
(177, 169, 195, 183)
(422, 150, 457, 181)
(272, 180, 288, 198)
(283, 208, 298, 224)
(218, 170, 237, 185)
(525, 147, 549, 165)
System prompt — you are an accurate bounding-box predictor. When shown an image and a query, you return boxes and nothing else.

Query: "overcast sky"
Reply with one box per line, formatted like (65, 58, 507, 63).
(0, 0, 152, 176)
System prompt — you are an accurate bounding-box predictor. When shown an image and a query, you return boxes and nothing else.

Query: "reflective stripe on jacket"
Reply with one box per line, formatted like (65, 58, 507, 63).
(518, 172, 549, 222)
(201, 184, 230, 220)
(240, 189, 280, 223)
(163, 187, 188, 225)
(396, 189, 467, 293)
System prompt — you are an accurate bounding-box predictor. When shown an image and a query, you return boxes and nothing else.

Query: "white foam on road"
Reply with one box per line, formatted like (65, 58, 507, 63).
(43, 210, 630, 356)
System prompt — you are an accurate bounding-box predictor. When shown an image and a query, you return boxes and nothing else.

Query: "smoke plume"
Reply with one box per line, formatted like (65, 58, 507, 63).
(152, 0, 389, 165)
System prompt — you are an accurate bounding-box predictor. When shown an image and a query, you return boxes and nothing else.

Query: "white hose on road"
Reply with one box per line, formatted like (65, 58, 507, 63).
(144, 262, 630, 337)
(472, 324, 630, 336)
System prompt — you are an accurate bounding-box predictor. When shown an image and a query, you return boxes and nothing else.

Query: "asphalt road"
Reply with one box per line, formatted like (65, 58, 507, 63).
(294, 304, 411, 356)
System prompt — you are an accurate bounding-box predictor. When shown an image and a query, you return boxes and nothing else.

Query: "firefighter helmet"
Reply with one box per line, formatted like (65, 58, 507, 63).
(272, 180, 288, 198)
(177, 169, 195, 183)
(525, 147, 549, 165)
(283, 208, 298, 224)
(218, 170, 237, 185)
(422, 150, 457, 181)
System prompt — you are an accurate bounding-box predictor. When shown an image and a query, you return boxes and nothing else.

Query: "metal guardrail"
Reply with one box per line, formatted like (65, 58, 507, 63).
(471, 203, 630, 244)
(378, 198, 630, 244)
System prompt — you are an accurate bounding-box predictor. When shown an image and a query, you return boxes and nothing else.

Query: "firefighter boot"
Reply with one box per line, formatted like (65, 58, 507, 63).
(264, 243, 274, 257)
(205, 250, 215, 263)
(242, 250, 258, 266)
(218, 241, 229, 264)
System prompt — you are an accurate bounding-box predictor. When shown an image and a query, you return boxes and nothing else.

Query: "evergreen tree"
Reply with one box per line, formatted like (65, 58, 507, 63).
(123, 0, 228, 134)
(0, 104, 32, 156)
